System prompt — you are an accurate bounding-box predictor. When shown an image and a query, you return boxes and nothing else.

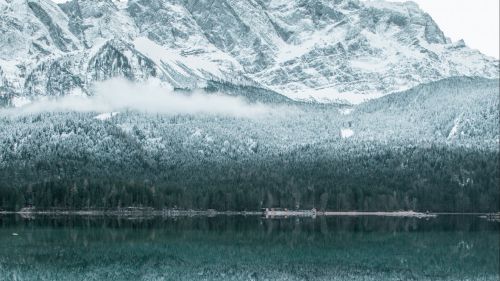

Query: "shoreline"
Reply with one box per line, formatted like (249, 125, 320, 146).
(264, 210, 437, 218)
(1, 209, 496, 219)
(0, 209, 262, 218)
(322, 211, 437, 218)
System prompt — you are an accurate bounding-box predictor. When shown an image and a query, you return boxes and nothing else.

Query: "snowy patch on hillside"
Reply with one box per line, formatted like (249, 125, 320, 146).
(133, 37, 242, 81)
(362, 0, 420, 14)
(276, 26, 346, 63)
(112, 0, 129, 9)
(339, 108, 354, 115)
(94, 112, 119, 121)
(341, 128, 354, 139)
(350, 57, 391, 72)
(448, 114, 463, 140)
(285, 88, 384, 105)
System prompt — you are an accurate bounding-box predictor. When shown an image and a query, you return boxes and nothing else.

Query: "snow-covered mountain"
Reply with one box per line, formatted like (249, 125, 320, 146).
(0, 0, 498, 105)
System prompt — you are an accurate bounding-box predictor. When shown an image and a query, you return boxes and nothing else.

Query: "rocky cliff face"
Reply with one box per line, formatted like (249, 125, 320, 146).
(0, 0, 498, 105)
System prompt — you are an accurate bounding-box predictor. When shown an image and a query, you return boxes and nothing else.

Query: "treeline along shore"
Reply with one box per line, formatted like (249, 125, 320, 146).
(1, 141, 497, 213)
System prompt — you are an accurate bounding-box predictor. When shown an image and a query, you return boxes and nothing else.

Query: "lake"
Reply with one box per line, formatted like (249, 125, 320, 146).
(0, 214, 498, 281)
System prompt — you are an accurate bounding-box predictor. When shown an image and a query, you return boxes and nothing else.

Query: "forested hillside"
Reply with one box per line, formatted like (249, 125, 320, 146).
(0, 77, 498, 212)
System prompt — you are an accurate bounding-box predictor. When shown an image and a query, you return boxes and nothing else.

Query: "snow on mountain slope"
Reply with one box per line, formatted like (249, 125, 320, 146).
(0, 0, 497, 105)
(248, 0, 498, 102)
(132, 36, 245, 89)
(19, 39, 162, 98)
(0, 0, 82, 99)
(0, 0, 80, 59)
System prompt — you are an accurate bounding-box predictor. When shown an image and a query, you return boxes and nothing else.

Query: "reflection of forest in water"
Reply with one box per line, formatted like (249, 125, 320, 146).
(0, 215, 498, 281)
(1, 214, 497, 235)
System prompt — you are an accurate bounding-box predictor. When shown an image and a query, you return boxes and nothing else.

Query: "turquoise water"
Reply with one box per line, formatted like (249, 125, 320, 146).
(0, 215, 498, 281)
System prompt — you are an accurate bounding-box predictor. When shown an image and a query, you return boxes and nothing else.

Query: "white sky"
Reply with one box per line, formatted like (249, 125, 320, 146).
(51, 0, 499, 58)
(376, 0, 499, 58)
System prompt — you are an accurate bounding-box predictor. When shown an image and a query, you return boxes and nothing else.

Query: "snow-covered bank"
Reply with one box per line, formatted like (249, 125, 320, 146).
(322, 211, 437, 218)
(264, 209, 437, 218)
(479, 213, 500, 222)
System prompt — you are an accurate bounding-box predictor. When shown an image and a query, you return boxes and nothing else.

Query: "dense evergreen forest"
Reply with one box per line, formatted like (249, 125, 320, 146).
(0, 142, 498, 212)
(0, 77, 498, 212)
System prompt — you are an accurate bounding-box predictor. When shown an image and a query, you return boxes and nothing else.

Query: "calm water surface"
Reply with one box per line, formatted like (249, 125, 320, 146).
(0, 214, 498, 281)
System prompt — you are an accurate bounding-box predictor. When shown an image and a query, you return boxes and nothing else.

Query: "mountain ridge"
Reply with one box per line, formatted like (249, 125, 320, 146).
(0, 0, 498, 105)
